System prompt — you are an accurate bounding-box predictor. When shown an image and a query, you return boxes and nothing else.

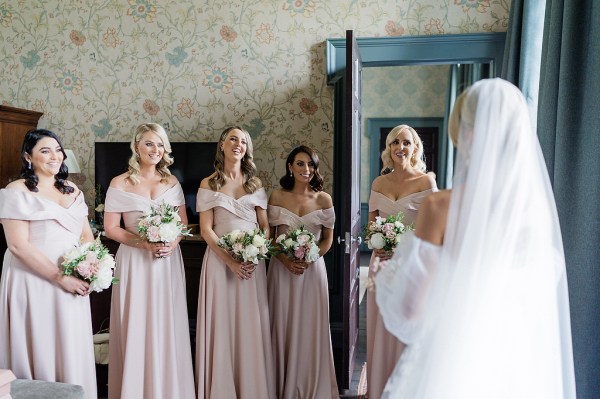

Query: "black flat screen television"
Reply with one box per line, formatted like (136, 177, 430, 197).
(95, 142, 217, 225)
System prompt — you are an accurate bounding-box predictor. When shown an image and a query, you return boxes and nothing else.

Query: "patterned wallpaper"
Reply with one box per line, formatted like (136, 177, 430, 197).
(0, 0, 509, 210)
(361, 65, 449, 201)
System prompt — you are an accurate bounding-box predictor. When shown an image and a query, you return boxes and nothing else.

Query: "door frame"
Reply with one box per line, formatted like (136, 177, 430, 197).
(326, 32, 506, 83)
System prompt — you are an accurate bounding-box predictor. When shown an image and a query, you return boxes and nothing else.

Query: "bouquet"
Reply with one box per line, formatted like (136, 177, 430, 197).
(364, 211, 413, 253)
(275, 225, 321, 263)
(61, 235, 118, 293)
(137, 201, 191, 243)
(217, 228, 272, 264)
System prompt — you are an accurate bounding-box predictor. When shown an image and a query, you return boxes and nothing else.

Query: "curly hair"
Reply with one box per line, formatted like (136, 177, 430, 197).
(126, 123, 173, 185)
(208, 126, 261, 193)
(380, 124, 426, 174)
(18, 129, 74, 194)
(279, 145, 324, 192)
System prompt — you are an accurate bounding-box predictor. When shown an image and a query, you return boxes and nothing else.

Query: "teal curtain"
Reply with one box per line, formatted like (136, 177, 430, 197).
(442, 64, 491, 188)
(537, 1, 600, 398)
(501, 0, 546, 131)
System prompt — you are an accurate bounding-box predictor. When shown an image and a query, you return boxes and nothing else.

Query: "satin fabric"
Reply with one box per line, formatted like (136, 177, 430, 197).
(0, 189, 97, 399)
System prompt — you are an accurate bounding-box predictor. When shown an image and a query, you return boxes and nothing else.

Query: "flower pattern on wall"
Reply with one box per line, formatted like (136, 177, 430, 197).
(454, 0, 491, 13)
(283, 0, 317, 17)
(203, 66, 234, 94)
(0, 4, 11, 27)
(127, 0, 157, 23)
(0, 0, 510, 209)
(55, 69, 82, 95)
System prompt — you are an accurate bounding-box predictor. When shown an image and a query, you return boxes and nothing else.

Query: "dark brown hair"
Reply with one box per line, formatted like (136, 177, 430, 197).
(280, 145, 324, 192)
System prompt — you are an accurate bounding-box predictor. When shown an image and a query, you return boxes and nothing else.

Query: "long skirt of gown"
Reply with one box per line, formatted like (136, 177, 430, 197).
(268, 256, 339, 399)
(108, 244, 195, 399)
(367, 251, 406, 399)
(195, 227, 275, 399)
(0, 235, 97, 398)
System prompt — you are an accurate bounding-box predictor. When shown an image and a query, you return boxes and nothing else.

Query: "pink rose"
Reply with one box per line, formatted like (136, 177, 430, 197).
(147, 225, 161, 242)
(294, 246, 306, 260)
(77, 261, 94, 279)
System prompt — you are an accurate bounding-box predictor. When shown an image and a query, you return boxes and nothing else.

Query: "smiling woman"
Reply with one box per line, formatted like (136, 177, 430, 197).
(103, 123, 196, 399)
(0, 128, 97, 398)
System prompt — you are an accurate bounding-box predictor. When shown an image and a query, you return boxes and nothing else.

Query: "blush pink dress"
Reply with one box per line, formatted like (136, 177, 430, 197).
(105, 184, 195, 399)
(195, 187, 276, 399)
(0, 189, 97, 399)
(366, 189, 436, 399)
(267, 205, 339, 399)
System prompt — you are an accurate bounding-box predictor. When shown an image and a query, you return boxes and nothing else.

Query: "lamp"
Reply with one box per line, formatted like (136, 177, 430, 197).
(63, 149, 80, 173)
(63, 149, 85, 185)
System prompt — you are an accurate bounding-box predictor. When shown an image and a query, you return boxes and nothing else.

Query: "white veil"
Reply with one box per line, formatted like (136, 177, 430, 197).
(376, 78, 576, 398)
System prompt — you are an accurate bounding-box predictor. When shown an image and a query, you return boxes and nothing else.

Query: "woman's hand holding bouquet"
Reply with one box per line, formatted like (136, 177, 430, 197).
(137, 201, 191, 258)
(217, 228, 272, 280)
(274, 225, 321, 276)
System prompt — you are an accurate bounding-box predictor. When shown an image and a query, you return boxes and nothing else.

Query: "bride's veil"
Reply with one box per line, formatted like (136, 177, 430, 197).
(376, 78, 576, 398)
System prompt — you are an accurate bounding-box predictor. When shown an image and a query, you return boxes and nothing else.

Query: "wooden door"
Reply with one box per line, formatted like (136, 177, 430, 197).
(330, 30, 362, 392)
(0, 105, 43, 187)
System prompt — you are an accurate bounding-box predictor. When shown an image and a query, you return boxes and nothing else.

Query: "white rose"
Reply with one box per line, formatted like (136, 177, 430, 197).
(228, 229, 242, 241)
(64, 242, 91, 262)
(283, 238, 295, 250)
(276, 234, 286, 244)
(368, 232, 385, 250)
(159, 221, 181, 242)
(296, 234, 311, 246)
(375, 216, 384, 225)
(172, 212, 181, 222)
(252, 234, 266, 247)
(99, 254, 116, 270)
(242, 245, 259, 263)
(89, 265, 114, 292)
(394, 221, 404, 229)
(305, 244, 320, 263)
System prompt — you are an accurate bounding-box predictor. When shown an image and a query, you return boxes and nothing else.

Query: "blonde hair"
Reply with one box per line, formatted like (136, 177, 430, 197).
(449, 91, 470, 146)
(127, 123, 173, 185)
(380, 124, 426, 174)
(208, 126, 261, 193)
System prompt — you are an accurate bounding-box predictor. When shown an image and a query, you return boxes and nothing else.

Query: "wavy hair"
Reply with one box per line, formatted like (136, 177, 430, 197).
(126, 123, 173, 185)
(380, 124, 426, 174)
(448, 90, 469, 145)
(208, 126, 261, 193)
(18, 129, 74, 194)
(279, 145, 324, 192)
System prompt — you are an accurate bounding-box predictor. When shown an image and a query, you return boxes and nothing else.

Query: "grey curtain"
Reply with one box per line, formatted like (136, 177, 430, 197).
(537, 1, 600, 398)
(442, 64, 491, 188)
(501, 0, 546, 132)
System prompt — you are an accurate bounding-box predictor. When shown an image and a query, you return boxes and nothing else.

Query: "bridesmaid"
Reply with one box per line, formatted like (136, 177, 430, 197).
(104, 123, 195, 399)
(195, 126, 275, 399)
(0, 129, 97, 398)
(366, 125, 437, 399)
(267, 145, 339, 398)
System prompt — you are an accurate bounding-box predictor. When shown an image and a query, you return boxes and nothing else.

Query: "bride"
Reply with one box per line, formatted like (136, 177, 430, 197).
(375, 78, 576, 398)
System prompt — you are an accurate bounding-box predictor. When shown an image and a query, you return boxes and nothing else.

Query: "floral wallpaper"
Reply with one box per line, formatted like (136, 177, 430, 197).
(0, 0, 509, 210)
(361, 65, 449, 201)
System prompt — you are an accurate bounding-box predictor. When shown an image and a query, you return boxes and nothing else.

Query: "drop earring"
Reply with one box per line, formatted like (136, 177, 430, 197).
(27, 161, 32, 170)
(289, 171, 293, 177)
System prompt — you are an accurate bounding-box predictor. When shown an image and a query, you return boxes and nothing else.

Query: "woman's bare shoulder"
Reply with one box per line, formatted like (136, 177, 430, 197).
(417, 172, 438, 191)
(316, 191, 333, 208)
(199, 176, 213, 190)
(370, 175, 386, 192)
(268, 188, 285, 205)
(415, 190, 451, 245)
(423, 190, 451, 212)
(5, 179, 27, 191)
(109, 173, 130, 189)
